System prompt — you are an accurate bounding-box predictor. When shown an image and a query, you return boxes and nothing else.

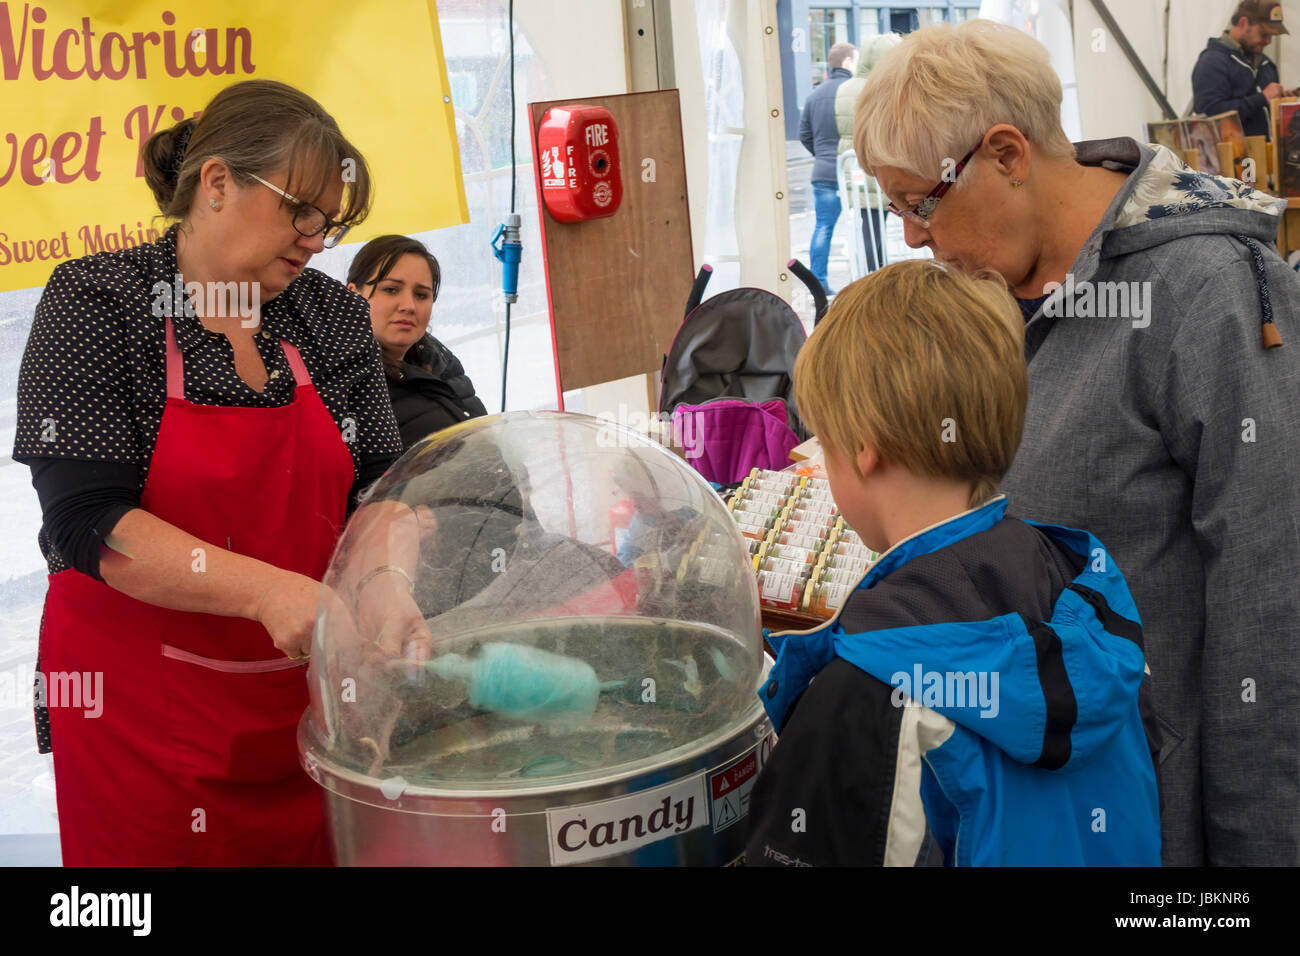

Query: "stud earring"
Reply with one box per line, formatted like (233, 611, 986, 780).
(209, 199, 221, 210)
(1010, 177, 1024, 188)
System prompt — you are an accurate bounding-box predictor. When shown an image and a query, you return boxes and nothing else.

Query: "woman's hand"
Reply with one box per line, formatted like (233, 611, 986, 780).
(252, 569, 322, 659)
(355, 570, 433, 662)
(414, 505, 438, 540)
(341, 500, 430, 664)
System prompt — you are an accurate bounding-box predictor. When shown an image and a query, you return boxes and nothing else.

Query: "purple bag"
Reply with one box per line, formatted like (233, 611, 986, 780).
(672, 399, 801, 485)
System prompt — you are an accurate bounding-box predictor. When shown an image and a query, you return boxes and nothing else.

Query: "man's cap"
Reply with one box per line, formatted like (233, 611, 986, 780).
(1235, 0, 1289, 34)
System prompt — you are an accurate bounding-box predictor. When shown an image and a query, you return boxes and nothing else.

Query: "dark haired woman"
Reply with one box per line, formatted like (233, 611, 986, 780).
(13, 79, 430, 865)
(346, 235, 486, 449)
(346, 235, 514, 625)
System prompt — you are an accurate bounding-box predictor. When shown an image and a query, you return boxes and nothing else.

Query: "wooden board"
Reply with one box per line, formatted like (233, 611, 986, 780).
(528, 90, 694, 400)
(761, 607, 824, 636)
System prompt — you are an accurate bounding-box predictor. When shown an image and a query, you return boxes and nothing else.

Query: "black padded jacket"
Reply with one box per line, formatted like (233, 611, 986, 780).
(1191, 36, 1280, 140)
(386, 334, 488, 450)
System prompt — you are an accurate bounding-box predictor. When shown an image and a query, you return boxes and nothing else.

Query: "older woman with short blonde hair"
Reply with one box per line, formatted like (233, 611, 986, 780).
(849, 19, 1300, 867)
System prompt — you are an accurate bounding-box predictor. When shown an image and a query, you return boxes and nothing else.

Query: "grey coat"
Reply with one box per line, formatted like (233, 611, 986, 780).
(1000, 138, 1300, 865)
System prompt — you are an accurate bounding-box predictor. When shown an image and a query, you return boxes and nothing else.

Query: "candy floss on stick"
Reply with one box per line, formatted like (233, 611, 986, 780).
(424, 642, 625, 721)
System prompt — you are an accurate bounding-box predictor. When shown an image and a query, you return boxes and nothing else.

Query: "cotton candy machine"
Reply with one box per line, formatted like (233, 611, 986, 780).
(299, 412, 773, 866)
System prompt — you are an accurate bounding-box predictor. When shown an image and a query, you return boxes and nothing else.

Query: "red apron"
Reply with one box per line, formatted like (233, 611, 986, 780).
(41, 317, 355, 866)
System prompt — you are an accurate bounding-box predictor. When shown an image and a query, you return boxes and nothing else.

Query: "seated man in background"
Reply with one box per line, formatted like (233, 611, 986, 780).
(745, 261, 1161, 866)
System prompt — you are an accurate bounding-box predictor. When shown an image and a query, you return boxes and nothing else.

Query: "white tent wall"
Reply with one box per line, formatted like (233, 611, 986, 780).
(514, 1, 643, 421)
(981, 0, 1084, 139)
(1071, 0, 1299, 142)
(1072, 0, 1169, 141)
(670, 0, 713, 284)
(1281, 11, 1300, 83)
(518, 1, 628, 100)
(668, 0, 790, 299)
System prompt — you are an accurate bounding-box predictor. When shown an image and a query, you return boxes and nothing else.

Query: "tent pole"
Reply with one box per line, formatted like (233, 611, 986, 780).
(1087, 0, 1178, 119)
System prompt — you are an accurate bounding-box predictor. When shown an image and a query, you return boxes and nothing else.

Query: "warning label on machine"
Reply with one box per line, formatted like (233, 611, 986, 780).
(707, 734, 774, 833)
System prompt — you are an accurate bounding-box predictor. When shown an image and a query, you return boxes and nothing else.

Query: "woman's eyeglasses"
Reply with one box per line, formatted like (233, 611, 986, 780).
(886, 140, 983, 229)
(249, 173, 351, 248)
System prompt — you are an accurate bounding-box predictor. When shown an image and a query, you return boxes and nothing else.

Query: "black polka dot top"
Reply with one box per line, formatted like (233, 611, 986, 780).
(13, 224, 404, 576)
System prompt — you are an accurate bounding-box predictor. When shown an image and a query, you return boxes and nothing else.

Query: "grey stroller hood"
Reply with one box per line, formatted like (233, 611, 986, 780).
(658, 262, 828, 439)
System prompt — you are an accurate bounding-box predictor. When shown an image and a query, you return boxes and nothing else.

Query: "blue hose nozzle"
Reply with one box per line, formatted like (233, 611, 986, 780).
(491, 214, 523, 304)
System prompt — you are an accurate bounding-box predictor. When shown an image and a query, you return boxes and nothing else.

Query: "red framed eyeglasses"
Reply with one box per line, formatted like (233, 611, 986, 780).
(885, 140, 984, 229)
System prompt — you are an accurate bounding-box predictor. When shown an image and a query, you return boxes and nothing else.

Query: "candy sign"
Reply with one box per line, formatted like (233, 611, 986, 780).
(546, 773, 709, 865)
(0, 0, 467, 291)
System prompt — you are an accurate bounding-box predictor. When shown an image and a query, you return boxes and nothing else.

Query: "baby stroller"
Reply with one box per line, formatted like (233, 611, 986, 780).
(658, 260, 829, 485)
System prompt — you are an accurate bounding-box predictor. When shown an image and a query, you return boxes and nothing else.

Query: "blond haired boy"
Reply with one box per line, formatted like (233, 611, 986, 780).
(745, 261, 1161, 866)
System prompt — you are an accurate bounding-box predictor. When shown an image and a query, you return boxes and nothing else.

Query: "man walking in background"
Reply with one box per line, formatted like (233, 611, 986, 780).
(800, 42, 857, 294)
(1192, 0, 1294, 140)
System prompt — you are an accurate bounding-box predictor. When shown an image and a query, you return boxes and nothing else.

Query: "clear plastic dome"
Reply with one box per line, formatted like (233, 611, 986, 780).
(302, 411, 763, 791)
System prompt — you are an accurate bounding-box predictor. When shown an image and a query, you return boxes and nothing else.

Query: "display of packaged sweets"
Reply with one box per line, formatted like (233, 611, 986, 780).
(767, 530, 825, 552)
(796, 484, 836, 501)
(735, 483, 791, 501)
(778, 518, 839, 540)
(694, 537, 750, 567)
(811, 565, 872, 586)
(822, 539, 875, 561)
(733, 508, 775, 527)
(782, 509, 837, 530)
(733, 511, 777, 540)
(733, 499, 787, 520)
(731, 497, 786, 518)
(835, 527, 865, 547)
(762, 543, 820, 565)
(796, 502, 839, 520)
(789, 490, 835, 506)
(756, 570, 802, 610)
(778, 508, 830, 528)
(732, 488, 793, 511)
(816, 552, 872, 575)
(732, 469, 865, 618)
(692, 555, 737, 587)
(743, 467, 795, 487)
(743, 475, 800, 495)
(786, 498, 837, 516)
(732, 513, 782, 538)
(802, 580, 855, 617)
(757, 556, 815, 580)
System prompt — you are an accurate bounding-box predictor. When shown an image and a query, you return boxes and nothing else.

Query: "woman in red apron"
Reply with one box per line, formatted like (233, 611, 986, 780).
(15, 80, 427, 866)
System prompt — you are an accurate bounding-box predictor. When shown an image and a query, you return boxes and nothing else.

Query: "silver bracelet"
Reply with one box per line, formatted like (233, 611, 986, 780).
(356, 564, 415, 601)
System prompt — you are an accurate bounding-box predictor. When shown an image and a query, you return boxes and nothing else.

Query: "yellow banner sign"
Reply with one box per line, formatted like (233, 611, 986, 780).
(0, 0, 467, 292)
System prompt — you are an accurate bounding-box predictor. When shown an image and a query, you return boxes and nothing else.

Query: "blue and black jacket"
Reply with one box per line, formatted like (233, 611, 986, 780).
(745, 496, 1162, 867)
(1192, 35, 1281, 140)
